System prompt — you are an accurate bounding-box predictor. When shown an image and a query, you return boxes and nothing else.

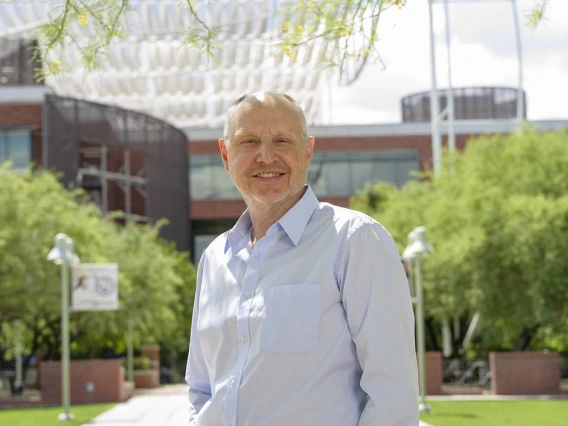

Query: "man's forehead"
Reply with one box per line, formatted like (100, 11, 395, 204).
(232, 100, 297, 127)
(237, 92, 288, 110)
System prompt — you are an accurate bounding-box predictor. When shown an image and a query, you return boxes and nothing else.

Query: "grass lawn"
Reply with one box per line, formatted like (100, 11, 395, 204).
(420, 400, 568, 426)
(0, 403, 114, 426)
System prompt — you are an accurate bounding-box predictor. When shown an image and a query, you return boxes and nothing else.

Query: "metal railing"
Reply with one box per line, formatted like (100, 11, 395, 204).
(443, 359, 491, 387)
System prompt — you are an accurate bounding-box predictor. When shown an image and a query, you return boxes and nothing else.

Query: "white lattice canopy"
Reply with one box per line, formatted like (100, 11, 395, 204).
(0, 0, 333, 128)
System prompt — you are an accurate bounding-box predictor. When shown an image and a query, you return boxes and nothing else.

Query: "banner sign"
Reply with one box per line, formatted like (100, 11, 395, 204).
(71, 264, 119, 311)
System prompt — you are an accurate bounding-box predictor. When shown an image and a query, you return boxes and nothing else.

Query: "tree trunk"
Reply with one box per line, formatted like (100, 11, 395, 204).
(425, 318, 440, 351)
(513, 325, 538, 351)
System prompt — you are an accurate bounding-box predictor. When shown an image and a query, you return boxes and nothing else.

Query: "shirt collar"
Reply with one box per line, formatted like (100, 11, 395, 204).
(225, 210, 253, 253)
(225, 185, 319, 252)
(277, 185, 318, 246)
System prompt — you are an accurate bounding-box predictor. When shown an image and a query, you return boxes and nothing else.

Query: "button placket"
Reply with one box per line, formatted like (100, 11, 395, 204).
(224, 235, 275, 426)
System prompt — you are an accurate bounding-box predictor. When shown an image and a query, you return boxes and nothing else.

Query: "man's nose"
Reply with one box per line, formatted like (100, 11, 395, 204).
(256, 141, 276, 163)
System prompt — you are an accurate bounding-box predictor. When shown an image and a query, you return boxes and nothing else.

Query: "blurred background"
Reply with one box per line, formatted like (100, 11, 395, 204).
(0, 1, 567, 424)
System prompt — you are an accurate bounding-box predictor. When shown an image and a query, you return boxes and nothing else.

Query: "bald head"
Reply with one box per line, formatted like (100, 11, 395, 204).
(223, 91, 308, 142)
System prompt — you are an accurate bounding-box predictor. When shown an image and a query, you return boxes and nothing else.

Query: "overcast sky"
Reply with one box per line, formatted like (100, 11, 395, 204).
(327, 0, 568, 125)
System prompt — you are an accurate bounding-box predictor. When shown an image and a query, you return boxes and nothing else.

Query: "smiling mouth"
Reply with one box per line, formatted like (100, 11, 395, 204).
(254, 172, 285, 178)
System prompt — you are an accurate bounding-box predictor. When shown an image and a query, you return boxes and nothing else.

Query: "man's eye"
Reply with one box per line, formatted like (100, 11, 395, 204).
(244, 139, 256, 144)
(276, 139, 287, 143)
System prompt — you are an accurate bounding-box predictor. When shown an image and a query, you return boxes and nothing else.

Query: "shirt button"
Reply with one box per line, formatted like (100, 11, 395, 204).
(231, 379, 237, 386)
(241, 336, 247, 343)
(245, 292, 251, 298)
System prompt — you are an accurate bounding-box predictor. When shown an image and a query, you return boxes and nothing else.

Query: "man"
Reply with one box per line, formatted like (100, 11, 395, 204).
(186, 91, 418, 426)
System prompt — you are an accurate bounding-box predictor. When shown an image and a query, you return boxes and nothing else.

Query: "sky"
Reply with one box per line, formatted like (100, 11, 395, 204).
(327, 0, 568, 125)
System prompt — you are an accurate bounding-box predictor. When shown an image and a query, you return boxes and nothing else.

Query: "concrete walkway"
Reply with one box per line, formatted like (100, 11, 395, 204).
(83, 384, 434, 425)
(86, 384, 567, 426)
(82, 384, 188, 426)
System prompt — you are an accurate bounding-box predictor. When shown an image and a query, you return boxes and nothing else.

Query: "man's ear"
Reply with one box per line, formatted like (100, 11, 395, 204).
(219, 138, 229, 172)
(306, 136, 315, 163)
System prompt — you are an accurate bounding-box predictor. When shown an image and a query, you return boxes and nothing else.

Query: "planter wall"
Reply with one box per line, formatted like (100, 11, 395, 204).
(134, 370, 160, 388)
(141, 345, 160, 370)
(418, 351, 443, 395)
(490, 351, 561, 395)
(40, 359, 133, 404)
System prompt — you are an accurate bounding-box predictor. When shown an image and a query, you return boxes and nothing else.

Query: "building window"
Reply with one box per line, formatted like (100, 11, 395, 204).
(189, 149, 419, 200)
(0, 129, 32, 172)
(189, 154, 239, 200)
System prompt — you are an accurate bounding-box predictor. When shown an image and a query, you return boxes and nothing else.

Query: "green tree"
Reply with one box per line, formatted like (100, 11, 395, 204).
(0, 164, 197, 379)
(27, 0, 551, 81)
(350, 128, 568, 356)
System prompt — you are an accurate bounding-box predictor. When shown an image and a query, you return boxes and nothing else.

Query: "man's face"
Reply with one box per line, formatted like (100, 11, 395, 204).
(219, 95, 315, 210)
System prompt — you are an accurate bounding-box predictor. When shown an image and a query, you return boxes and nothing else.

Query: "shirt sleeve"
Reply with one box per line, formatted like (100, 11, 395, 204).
(185, 255, 212, 424)
(337, 223, 419, 426)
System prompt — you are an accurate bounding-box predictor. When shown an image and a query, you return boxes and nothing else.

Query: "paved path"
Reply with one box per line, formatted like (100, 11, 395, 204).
(82, 385, 188, 426)
(83, 384, 434, 425)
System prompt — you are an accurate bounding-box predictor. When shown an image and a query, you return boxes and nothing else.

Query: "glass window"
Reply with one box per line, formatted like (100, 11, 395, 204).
(0, 129, 31, 171)
(373, 161, 396, 185)
(212, 165, 240, 199)
(190, 154, 239, 200)
(189, 149, 419, 200)
(307, 158, 328, 195)
(194, 235, 218, 261)
(352, 161, 374, 192)
(190, 164, 215, 199)
(326, 161, 350, 197)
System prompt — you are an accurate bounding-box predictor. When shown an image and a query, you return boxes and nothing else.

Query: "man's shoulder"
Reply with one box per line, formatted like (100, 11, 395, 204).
(200, 231, 231, 260)
(314, 202, 382, 237)
(315, 202, 401, 261)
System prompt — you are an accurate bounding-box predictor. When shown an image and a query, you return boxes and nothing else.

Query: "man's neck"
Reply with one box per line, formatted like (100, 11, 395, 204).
(247, 189, 304, 247)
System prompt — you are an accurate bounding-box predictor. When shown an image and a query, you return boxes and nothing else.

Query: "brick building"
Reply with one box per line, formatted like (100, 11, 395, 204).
(2, 83, 567, 259)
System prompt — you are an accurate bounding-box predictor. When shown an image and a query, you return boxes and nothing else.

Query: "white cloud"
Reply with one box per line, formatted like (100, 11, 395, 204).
(329, 0, 568, 124)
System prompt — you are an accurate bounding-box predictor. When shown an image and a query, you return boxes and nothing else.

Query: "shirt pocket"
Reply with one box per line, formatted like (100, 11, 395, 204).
(260, 284, 322, 353)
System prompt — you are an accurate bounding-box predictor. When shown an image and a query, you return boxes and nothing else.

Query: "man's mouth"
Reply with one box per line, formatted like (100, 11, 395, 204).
(254, 172, 285, 178)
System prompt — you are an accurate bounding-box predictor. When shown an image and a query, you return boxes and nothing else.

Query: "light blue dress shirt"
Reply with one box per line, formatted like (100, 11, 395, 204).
(186, 186, 418, 426)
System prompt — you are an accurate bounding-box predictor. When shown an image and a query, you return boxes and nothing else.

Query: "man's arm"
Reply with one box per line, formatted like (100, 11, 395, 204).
(337, 223, 419, 426)
(185, 256, 212, 424)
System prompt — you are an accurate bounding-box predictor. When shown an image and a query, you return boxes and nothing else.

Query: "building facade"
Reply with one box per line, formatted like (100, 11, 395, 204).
(185, 118, 566, 259)
(3, 85, 568, 260)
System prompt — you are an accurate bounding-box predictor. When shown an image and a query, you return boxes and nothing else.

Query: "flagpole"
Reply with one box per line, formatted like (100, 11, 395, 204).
(510, 0, 525, 126)
(428, 0, 442, 176)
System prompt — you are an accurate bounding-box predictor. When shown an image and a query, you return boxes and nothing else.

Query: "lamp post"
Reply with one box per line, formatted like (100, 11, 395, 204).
(402, 226, 434, 413)
(47, 233, 79, 422)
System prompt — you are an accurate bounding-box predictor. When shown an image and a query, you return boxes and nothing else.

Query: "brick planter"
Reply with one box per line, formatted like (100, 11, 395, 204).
(40, 359, 133, 405)
(141, 345, 160, 370)
(427, 351, 443, 395)
(417, 351, 443, 395)
(490, 351, 561, 395)
(133, 370, 160, 388)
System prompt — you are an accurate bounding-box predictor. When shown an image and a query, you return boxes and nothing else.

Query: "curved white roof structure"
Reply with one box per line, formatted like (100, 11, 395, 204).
(0, 0, 336, 129)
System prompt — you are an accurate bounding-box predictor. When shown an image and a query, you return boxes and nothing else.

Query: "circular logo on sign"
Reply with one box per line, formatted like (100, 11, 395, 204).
(95, 276, 114, 296)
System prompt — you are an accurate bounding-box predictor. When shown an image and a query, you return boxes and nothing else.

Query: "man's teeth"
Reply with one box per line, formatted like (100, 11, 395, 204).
(257, 173, 282, 177)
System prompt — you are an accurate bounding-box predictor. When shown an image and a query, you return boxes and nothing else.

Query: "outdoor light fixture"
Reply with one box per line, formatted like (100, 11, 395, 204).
(402, 226, 434, 413)
(47, 233, 79, 422)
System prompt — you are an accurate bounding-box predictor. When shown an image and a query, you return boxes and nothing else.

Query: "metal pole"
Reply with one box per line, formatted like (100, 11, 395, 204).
(101, 145, 108, 216)
(415, 256, 430, 412)
(443, 0, 456, 152)
(511, 0, 525, 126)
(59, 254, 73, 421)
(125, 148, 131, 220)
(127, 317, 134, 384)
(428, 0, 442, 175)
(15, 320, 22, 392)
